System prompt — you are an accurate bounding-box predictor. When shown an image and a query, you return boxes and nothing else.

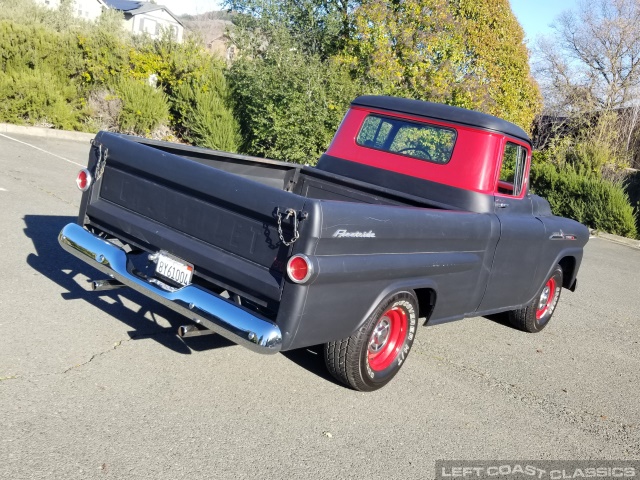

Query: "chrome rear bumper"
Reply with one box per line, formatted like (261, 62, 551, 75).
(58, 223, 282, 354)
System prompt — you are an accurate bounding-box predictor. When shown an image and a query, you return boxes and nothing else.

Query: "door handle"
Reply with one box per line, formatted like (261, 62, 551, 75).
(496, 202, 509, 208)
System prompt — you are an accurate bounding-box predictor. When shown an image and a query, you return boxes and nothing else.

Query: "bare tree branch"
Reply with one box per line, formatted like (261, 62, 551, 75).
(534, 0, 640, 114)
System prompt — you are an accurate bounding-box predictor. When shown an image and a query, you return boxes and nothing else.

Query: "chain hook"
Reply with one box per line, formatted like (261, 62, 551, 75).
(277, 208, 300, 246)
(93, 142, 108, 182)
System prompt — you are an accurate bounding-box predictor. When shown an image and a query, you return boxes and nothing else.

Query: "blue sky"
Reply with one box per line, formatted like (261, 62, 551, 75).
(509, 0, 580, 42)
(160, 0, 580, 44)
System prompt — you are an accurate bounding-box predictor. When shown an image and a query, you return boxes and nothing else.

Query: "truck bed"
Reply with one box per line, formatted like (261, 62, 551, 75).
(83, 133, 455, 309)
(119, 134, 458, 210)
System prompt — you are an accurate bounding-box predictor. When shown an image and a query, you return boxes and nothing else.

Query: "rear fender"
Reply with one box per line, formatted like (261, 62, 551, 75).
(353, 279, 439, 333)
(526, 247, 584, 305)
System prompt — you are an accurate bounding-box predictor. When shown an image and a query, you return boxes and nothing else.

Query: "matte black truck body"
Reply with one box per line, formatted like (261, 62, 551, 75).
(59, 96, 588, 390)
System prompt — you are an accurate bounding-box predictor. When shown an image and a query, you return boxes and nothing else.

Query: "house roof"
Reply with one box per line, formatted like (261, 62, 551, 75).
(102, 0, 141, 11)
(102, 0, 184, 26)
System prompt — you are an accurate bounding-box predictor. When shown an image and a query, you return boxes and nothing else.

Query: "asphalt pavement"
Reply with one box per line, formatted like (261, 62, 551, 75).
(1, 132, 638, 480)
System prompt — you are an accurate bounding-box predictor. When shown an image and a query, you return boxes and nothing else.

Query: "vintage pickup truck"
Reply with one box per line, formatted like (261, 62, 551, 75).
(59, 96, 588, 391)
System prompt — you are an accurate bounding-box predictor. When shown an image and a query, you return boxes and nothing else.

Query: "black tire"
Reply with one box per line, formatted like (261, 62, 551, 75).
(508, 265, 563, 333)
(324, 291, 418, 392)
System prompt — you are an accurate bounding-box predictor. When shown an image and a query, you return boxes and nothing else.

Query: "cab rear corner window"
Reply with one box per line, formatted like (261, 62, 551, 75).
(498, 142, 528, 196)
(356, 115, 456, 164)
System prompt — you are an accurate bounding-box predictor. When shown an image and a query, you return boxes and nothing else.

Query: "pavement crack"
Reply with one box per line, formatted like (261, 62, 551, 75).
(62, 340, 125, 374)
(2, 330, 177, 383)
(60, 329, 175, 374)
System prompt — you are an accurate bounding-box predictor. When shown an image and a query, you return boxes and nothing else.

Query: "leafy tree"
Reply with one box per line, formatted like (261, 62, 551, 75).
(226, 0, 540, 162)
(228, 45, 359, 163)
(342, 0, 541, 130)
(224, 0, 355, 59)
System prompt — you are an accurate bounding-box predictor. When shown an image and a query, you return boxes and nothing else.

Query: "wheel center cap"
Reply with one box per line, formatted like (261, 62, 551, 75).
(369, 317, 391, 353)
(538, 286, 550, 310)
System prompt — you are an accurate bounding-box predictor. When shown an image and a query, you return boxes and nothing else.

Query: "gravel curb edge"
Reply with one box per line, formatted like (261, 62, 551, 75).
(0, 123, 95, 142)
(593, 231, 640, 250)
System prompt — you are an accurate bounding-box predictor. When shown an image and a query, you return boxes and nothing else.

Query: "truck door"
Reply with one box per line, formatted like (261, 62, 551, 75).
(477, 141, 545, 312)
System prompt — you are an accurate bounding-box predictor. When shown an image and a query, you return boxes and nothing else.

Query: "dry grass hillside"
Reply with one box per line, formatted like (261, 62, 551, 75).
(180, 10, 234, 58)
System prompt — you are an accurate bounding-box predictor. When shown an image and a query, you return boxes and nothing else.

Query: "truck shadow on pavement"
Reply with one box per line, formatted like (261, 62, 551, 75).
(281, 345, 339, 385)
(23, 214, 342, 385)
(23, 214, 235, 355)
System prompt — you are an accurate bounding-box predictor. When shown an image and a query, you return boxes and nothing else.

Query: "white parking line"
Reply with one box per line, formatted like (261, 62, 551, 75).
(0, 187, 7, 191)
(0, 132, 84, 167)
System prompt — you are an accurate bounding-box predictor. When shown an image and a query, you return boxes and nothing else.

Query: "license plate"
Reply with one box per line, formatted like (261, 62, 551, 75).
(154, 252, 193, 287)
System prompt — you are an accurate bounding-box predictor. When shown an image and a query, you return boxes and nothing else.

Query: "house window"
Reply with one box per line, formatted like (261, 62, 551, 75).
(498, 142, 528, 196)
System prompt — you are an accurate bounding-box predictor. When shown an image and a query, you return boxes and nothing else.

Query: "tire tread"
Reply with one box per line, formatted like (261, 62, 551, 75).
(324, 337, 352, 387)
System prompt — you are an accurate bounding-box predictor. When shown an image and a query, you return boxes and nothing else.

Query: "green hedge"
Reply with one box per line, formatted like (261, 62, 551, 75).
(0, 67, 82, 129)
(172, 81, 240, 152)
(0, 21, 85, 129)
(115, 78, 169, 135)
(530, 160, 637, 239)
(0, 21, 79, 78)
(0, 12, 239, 145)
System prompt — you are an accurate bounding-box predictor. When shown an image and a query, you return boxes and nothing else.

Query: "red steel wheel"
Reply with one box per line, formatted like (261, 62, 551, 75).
(367, 307, 408, 372)
(508, 264, 563, 333)
(536, 277, 557, 320)
(324, 291, 419, 391)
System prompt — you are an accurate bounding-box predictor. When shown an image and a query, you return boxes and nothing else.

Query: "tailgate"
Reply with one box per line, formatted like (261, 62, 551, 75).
(82, 132, 308, 305)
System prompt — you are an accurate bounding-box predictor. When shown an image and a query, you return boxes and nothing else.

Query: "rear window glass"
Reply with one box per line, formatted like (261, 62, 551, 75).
(356, 115, 456, 164)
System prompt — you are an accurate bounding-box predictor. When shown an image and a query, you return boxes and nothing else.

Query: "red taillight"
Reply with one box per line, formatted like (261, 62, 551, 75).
(286, 254, 313, 284)
(76, 168, 92, 192)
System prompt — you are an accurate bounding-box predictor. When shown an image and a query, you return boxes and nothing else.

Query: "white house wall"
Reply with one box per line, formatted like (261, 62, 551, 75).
(129, 9, 183, 43)
(33, 0, 184, 43)
(74, 0, 103, 21)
